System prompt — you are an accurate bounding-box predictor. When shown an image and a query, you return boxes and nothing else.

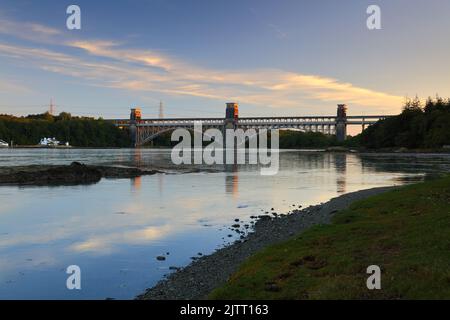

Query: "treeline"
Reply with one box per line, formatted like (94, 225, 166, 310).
(148, 129, 338, 148)
(353, 96, 450, 149)
(0, 112, 130, 147)
(279, 130, 337, 148)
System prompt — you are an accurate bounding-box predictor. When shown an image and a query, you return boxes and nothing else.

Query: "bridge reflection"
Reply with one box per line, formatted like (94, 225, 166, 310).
(131, 176, 142, 190)
(222, 152, 349, 198)
(334, 153, 347, 194)
(128, 148, 351, 198)
(225, 164, 239, 198)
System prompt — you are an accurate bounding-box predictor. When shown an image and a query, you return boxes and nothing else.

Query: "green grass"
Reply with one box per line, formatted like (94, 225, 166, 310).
(209, 175, 450, 299)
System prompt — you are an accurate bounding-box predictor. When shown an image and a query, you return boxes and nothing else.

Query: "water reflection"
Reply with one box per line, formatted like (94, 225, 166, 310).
(0, 149, 449, 299)
(225, 164, 239, 197)
(134, 148, 142, 166)
(334, 153, 347, 194)
(131, 176, 141, 191)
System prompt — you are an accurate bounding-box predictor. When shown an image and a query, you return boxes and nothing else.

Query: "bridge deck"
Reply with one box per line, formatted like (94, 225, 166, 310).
(110, 115, 387, 122)
(110, 115, 388, 127)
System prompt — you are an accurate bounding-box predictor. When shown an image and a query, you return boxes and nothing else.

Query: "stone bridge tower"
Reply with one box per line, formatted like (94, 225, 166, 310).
(336, 104, 347, 142)
(224, 102, 239, 148)
(129, 107, 141, 147)
(225, 102, 239, 129)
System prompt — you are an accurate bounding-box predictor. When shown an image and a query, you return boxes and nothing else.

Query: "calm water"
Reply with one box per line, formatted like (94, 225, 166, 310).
(0, 149, 449, 299)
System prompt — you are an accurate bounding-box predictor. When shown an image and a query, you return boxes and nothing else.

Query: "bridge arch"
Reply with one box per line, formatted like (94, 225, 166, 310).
(136, 125, 224, 147)
(138, 128, 176, 146)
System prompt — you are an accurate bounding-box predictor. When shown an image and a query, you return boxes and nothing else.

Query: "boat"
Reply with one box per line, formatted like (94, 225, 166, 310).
(0, 139, 9, 148)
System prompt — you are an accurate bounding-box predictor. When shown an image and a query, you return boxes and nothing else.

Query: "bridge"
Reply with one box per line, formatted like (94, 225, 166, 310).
(110, 103, 389, 147)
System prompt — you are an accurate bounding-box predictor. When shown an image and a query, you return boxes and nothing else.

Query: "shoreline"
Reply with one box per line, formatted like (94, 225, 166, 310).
(138, 185, 396, 300)
(2, 146, 450, 157)
(0, 162, 224, 186)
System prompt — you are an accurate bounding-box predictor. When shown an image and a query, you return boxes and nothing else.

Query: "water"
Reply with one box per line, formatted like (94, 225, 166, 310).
(0, 149, 449, 299)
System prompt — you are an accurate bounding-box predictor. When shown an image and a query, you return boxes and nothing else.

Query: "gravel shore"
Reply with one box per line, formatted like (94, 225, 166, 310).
(138, 186, 395, 300)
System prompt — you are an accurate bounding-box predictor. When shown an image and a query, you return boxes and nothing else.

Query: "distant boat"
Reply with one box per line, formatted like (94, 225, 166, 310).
(0, 139, 9, 148)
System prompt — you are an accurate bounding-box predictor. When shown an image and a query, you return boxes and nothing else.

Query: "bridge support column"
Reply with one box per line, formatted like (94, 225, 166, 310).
(130, 123, 137, 147)
(129, 108, 142, 147)
(336, 104, 347, 142)
(224, 102, 239, 149)
(336, 122, 347, 142)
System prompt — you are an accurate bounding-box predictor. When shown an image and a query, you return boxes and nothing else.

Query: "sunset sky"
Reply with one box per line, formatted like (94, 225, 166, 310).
(0, 0, 449, 119)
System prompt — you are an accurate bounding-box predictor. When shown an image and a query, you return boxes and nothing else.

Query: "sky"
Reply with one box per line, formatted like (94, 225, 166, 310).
(0, 0, 449, 120)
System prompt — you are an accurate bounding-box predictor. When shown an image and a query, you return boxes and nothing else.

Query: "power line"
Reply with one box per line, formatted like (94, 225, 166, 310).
(0, 102, 228, 118)
(159, 101, 164, 119)
(49, 98, 55, 115)
(0, 104, 224, 113)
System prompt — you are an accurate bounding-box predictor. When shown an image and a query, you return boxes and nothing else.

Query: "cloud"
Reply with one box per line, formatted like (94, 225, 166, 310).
(64, 40, 403, 111)
(0, 79, 31, 93)
(268, 23, 288, 39)
(68, 223, 175, 253)
(0, 16, 62, 43)
(68, 40, 175, 72)
(29, 23, 61, 36)
(0, 17, 404, 114)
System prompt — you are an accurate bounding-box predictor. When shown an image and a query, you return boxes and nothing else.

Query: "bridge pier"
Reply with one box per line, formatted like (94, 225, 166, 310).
(129, 108, 142, 147)
(336, 104, 347, 142)
(130, 123, 137, 147)
(223, 102, 239, 148)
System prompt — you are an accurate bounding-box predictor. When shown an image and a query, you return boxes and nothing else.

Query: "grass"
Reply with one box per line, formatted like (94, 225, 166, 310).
(209, 175, 450, 299)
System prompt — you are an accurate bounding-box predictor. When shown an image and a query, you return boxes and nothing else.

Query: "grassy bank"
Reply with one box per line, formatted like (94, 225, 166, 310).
(210, 175, 450, 299)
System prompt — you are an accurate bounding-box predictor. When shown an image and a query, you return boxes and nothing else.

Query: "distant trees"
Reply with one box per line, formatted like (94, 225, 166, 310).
(0, 112, 130, 147)
(147, 129, 338, 148)
(356, 96, 450, 149)
(279, 130, 337, 148)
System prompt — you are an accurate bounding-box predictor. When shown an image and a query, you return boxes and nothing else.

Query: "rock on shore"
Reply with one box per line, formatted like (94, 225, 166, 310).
(0, 162, 160, 186)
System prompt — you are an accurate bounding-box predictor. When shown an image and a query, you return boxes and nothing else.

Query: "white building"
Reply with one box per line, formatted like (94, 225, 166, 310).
(0, 139, 8, 147)
(39, 137, 60, 146)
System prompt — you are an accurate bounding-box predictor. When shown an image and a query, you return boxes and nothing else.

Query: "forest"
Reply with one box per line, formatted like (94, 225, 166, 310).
(0, 112, 130, 147)
(353, 96, 450, 149)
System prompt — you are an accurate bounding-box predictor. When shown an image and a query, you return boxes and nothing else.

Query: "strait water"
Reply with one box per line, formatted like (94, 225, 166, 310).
(0, 148, 449, 299)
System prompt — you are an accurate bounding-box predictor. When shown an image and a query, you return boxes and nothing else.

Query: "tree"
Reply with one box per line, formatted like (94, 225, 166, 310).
(354, 96, 450, 149)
